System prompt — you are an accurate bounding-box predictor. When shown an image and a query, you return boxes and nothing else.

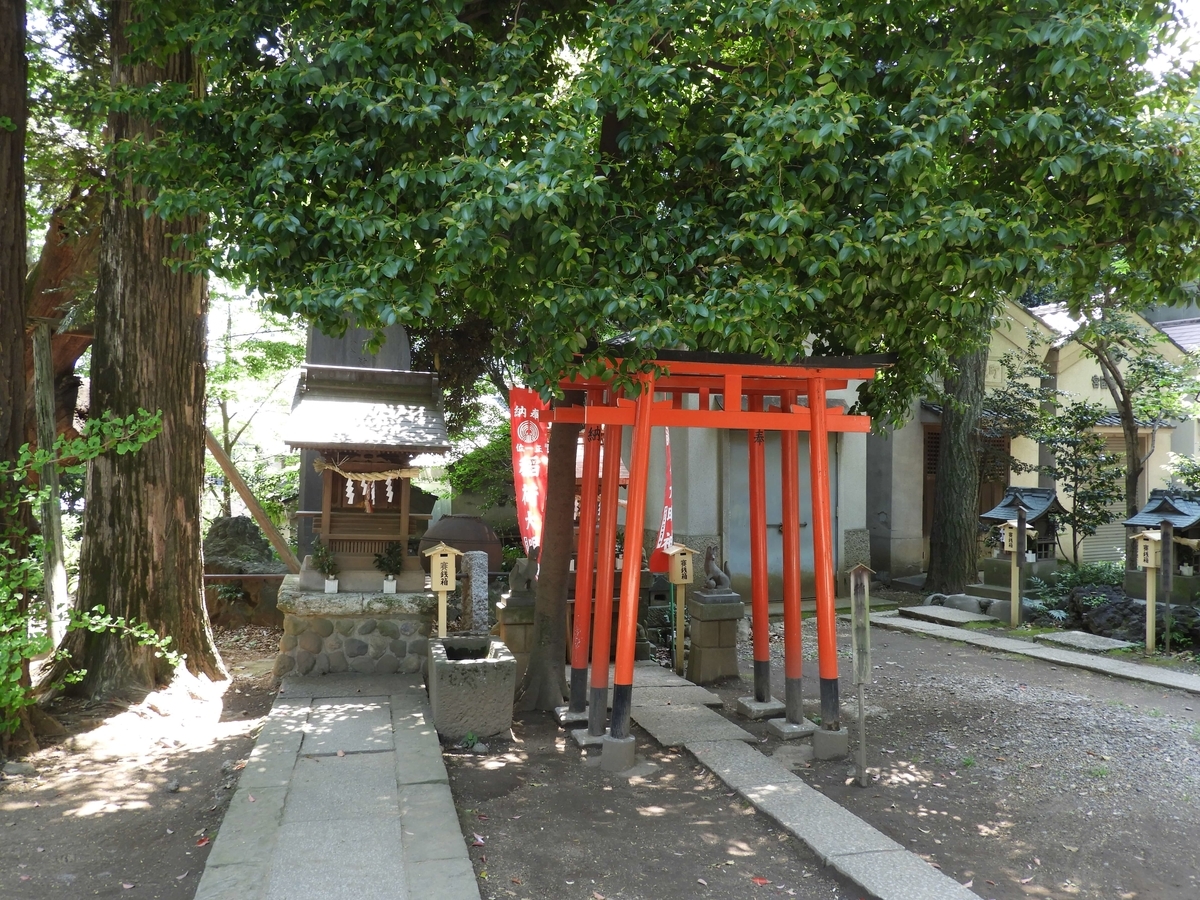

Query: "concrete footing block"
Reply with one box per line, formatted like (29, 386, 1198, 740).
(813, 726, 849, 760)
(555, 705, 589, 727)
(767, 717, 818, 740)
(571, 728, 606, 748)
(600, 734, 637, 772)
(736, 696, 786, 720)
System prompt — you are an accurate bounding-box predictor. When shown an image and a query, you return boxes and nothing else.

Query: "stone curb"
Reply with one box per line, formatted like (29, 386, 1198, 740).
(683, 739, 979, 900)
(866, 613, 1200, 696)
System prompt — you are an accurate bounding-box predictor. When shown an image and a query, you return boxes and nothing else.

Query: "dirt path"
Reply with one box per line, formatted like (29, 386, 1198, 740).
(0, 626, 278, 900)
(446, 712, 871, 900)
(708, 616, 1200, 900)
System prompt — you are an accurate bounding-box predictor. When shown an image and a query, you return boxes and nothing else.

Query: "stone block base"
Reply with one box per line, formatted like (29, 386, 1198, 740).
(571, 728, 606, 748)
(767, 717, 818, 740)
(600, 735, 637, 772)
(555, 705, 589, 726)
(687, 645, 740, 684)
(736, 696, 786, 720)
(686, 588, 744, 685)
(813, 726, 849, 759)
(428, 636, 516, 741)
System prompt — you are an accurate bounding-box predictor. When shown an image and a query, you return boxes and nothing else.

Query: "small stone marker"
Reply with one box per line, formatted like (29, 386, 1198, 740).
(462, 551, 490, 633)
(849, 564, 872, 786)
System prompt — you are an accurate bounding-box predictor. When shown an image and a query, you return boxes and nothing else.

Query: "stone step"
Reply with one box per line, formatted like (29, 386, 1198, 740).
(898, 606, 998, 626)
(965, 583, 1011, 602)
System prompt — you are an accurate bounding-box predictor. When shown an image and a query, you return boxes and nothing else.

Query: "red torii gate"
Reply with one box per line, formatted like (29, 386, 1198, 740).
(551, 351, 888, 764)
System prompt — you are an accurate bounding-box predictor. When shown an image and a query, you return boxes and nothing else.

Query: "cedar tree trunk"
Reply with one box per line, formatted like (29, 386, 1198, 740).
(514, 395, 583, 711)
(0, 0, 36, 752)
(925, 346, 989, 594)
(69, 0, 225, 697)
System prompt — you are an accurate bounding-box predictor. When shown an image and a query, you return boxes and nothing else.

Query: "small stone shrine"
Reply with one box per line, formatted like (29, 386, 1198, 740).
(978, 486, 1065, 586)
(1124, 489, 1200, 602)
(273, 324, 451, 678)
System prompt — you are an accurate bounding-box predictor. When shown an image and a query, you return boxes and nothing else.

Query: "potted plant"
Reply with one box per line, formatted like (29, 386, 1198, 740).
(374, 541, 405, 593)
(311, 539, 339, 593)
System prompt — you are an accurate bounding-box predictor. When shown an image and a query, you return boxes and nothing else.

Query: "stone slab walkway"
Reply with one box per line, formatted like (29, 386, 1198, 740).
(1034, 630, 1137, 652)
(870, 611, 1200, 695)
(898, 605, 997, 625)
(621, 663, 979, 899)
(194, 674, 478, 900)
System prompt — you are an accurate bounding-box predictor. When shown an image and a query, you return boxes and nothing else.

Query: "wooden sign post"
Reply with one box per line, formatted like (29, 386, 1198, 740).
(1136, 530, 1162, 654)
(849, 563, 873, 788)
(664, 544, 696, 676)
(423, 542, 463, 638)
(1003, 516, 1037, 628)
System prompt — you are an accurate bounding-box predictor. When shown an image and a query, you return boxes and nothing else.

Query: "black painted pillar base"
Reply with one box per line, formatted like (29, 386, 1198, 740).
(784, 676, 804, 723)
(569, 667, 588, 713)
(753, 659, 771, 703)
(587, 685, 608, 736)
(609, 683, 633, 740)
(820, 677, 840, 730)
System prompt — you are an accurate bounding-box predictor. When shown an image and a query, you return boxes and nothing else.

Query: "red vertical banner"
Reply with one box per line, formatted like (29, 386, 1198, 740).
(648, 427, 673, 572)
(510, 387, 551, 555)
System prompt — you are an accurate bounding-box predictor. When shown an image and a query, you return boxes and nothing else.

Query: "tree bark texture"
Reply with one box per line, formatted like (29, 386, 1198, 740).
(514, 397, 583, 712)
(925, 346, 989, 594)
(0, 0, 36, 754)
(70, 0, 225, 697)
(0, 0, 26, 468)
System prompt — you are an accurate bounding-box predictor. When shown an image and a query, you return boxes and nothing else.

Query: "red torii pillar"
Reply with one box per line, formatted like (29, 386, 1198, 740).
(747, 423, 773, 703)
(604, 374, 656, 770)
(779, 390, 806, 726)
(561, 421, 602, 723)
(583, 418, 623, 741)
(808, 377, 841, 732)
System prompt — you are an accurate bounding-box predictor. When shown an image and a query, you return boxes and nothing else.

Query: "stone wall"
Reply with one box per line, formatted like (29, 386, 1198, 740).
(273, 576, 435, 679)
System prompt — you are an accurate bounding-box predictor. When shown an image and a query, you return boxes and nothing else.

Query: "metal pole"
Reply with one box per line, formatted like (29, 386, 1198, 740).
(1162, 519, 1173, 655)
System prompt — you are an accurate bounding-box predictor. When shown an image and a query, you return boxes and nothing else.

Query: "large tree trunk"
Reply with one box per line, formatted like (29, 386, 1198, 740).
(0, 0, 36, 753)
(925, 346, 989, 594)
(514, 395, 583, 712)
(68, 0, 225, 697)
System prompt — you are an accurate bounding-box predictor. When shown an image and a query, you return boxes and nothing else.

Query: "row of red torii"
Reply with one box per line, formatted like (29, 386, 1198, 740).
(549, 350, 888, 760)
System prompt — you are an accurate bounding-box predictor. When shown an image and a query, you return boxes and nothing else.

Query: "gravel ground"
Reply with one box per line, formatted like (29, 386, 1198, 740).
(712, 610, 1200, 899)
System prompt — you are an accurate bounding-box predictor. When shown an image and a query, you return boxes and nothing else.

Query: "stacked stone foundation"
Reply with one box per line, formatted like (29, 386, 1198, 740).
(273, 575, 435, 679)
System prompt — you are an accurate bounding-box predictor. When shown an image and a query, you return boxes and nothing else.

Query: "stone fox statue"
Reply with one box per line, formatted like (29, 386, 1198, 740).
(704, 545, 731, 590)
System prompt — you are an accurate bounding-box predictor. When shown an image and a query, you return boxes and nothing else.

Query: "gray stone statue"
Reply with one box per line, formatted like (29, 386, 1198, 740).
(704, 545, 731, 590)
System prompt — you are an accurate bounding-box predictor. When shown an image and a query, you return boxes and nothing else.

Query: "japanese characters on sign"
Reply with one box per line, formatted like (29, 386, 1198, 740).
(648, 427, 673, 573)
(510, 387, 551, 556)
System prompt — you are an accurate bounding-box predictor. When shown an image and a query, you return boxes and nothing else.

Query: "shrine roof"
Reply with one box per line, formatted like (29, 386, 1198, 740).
(980, 487, 1066, 526)
(284, 364, 450, 454)
(1123, 489, 1200, 530)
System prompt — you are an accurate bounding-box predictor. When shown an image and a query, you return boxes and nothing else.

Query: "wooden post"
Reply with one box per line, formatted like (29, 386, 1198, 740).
(1162, 519, 1173, 654)
(1146, 563, 1157, 654)
(849, 564, 873, 788)
(808, 378, 840, 731)
(399, 477, 412, 558)
(32, 319, 67, 647)
(780, 391, 804, 724)
(674, 582, 685, 676)
(320, 468, 333, 544)
(1013, 508, 1026, 628)
(204, 428, 301, 573)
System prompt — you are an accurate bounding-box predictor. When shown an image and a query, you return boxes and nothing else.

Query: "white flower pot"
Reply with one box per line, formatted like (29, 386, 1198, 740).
(1025, 552, 1036, 563)
(382, 576, 398, 594)
(324, 578, 339, 594)
(992, 548, 1002, 558)
(1181, 565, 1194, 577)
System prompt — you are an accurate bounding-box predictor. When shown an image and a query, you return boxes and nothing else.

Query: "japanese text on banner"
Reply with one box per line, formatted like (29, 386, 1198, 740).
(510, 387, 551, 555)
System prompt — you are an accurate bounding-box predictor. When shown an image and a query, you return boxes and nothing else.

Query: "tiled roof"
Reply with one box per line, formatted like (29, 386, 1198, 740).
(1154, 318, 1200, 353)
(1123, 489, 1200, 530)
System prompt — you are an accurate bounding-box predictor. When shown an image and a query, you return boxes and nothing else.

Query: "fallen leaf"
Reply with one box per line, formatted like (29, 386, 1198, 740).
(930, 863, 941, 869)
(176, 873, 188, 881)
(1034, 858, 1041, 866)
(1020, 877, 1033, 884)
(166, 829, 174, 835)
(247, 794, 256, 803)
(594, 892, 606, 899)
(696, 879, 707, 887)
(122, 883, 134, 890)
(1062, 844, 1078, 853)
(336, 750, 346, 757)
(472, 834, 485, 847)
(751, 876, 771, 885)
(511, 877, 522, 884)
(962, 880, 973, 888)
(986, 880, 996, 885)
(196, 837, 210, 847)
(19, 875, 30, 881)
(477, 814, 489, 821)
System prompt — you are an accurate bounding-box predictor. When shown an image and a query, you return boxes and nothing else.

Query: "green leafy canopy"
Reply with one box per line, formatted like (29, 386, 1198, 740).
(114, 0, 1200, 423)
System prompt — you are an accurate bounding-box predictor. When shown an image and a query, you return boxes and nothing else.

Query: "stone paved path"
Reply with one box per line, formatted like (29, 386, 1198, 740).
(194, 674, 478, 900)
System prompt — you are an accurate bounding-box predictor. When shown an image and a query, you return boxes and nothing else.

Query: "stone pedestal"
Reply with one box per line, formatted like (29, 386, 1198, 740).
(272, 575, 434, 679)
(428, 636, 516, 741)
(685, 589, 744, 684)
(813, 726, 849, 759)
